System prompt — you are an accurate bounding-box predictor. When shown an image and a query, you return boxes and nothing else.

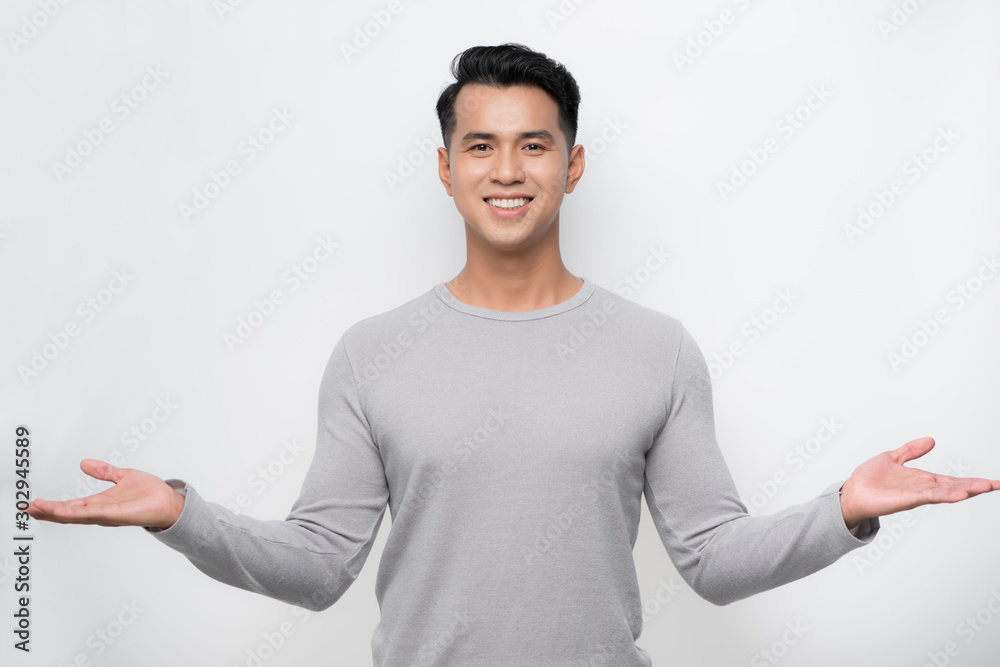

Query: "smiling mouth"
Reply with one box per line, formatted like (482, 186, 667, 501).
(484, 197, 533, 210)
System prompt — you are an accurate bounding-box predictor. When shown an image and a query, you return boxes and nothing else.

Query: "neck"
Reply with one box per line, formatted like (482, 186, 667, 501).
(446, 223, 582, 312)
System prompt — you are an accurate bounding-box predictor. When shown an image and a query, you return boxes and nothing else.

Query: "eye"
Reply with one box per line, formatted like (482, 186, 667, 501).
(472, 144, 491, 152)
(525, 144, 543, 151)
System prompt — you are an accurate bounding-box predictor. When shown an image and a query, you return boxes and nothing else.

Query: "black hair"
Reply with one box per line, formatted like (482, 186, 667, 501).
(435, 43, 581, 154)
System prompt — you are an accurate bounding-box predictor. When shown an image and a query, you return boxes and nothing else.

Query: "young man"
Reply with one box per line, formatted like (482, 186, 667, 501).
(28, 44, 1000, 666)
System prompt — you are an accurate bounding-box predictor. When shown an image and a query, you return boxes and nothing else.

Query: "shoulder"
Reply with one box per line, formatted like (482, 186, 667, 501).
(589, 282, 688, 342)
(350, 286, 436, 329)
(336, 284, 442, 355)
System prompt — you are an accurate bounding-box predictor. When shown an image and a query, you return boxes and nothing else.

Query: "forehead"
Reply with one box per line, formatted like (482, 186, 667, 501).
(452, 83, 560, 132)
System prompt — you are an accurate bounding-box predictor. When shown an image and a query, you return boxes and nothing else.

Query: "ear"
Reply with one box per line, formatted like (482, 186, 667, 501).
(438, 146, 453, 197)
(564, 144, 585, 194)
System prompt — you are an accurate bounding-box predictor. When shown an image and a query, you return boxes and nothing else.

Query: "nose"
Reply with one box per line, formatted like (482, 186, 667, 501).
(490, 145, 525, 184)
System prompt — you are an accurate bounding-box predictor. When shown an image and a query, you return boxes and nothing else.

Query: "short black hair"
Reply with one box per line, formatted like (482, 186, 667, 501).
(435, 43, 581, 154)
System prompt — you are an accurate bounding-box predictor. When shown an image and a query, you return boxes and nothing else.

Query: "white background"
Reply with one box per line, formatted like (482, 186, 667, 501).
(3, 1, 1000, 666)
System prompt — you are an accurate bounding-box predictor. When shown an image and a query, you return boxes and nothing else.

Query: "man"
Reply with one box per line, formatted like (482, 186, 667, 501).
(28, 43, 999, 666)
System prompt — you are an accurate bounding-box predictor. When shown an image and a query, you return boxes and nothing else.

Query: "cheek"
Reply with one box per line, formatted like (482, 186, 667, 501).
(540, 171, 566, 197)
(534, 162, 567, 191)
(453, 164, 487, 193)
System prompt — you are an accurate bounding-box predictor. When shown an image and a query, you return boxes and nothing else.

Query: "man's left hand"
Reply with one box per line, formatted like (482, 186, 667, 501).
(840, 437, 1000, 530)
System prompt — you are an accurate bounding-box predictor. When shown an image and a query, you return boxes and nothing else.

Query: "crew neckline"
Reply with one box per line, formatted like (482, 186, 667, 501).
(433, 277, 595, 321)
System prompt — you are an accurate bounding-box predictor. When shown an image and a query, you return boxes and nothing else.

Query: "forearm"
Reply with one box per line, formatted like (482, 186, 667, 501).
(146, 480, 385, 611)
(657, 480, 878, 606)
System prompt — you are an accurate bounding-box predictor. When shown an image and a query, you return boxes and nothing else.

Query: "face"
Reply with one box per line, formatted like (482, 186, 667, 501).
(437, 83, 584, 253)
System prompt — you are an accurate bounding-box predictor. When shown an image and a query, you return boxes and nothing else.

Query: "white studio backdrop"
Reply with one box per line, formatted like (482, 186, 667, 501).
(2, 1, 999, 666)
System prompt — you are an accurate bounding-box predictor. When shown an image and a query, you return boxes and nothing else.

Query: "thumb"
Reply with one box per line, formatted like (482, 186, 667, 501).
(892, 436, 935, 465)
(80, 459, 124, 484)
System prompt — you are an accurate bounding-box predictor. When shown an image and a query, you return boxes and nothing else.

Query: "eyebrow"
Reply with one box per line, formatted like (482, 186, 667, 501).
(459, 129, 557, 145)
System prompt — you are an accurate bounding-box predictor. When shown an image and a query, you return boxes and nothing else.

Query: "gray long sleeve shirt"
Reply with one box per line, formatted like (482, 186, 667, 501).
(146, 277, 879, 666)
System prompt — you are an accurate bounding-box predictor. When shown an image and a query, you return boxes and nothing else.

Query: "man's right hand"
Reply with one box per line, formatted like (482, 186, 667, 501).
(26, 459, 185, 529)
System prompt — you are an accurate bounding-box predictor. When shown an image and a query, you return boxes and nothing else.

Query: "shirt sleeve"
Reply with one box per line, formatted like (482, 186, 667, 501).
(144, 334, 389, 612)
(643, 324, 879, 606)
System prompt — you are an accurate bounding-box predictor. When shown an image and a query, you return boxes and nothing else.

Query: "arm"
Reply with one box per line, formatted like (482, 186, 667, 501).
(643, 325, 878, 606)
(28, 335, 389, 612)
(645, 325, 999, 606)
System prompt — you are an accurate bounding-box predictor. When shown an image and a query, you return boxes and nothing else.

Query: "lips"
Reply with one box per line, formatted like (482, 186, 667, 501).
(482, 196, 533, 218)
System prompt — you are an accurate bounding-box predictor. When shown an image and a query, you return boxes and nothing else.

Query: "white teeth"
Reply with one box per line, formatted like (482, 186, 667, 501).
(486, 197, 531, 209)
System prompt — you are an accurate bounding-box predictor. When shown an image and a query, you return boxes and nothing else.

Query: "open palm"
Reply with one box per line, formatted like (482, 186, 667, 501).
(26, 459, 184, 529)
(840, 437, 1000, 529)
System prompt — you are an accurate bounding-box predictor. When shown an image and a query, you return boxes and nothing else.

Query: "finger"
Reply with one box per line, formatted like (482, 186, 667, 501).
(38, 500, 110, 524)
(25, 501, 54, 522)
(926, 476, 999, 503)
(953, 477, 1000, 498)
(30, 496, 108, 523)
(27, 498, 53, 514)
(26, 501, 75, 524)
(938, 475, 999, 489)
(80, 459, 124, 484)
(891, 436, 935, 465)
